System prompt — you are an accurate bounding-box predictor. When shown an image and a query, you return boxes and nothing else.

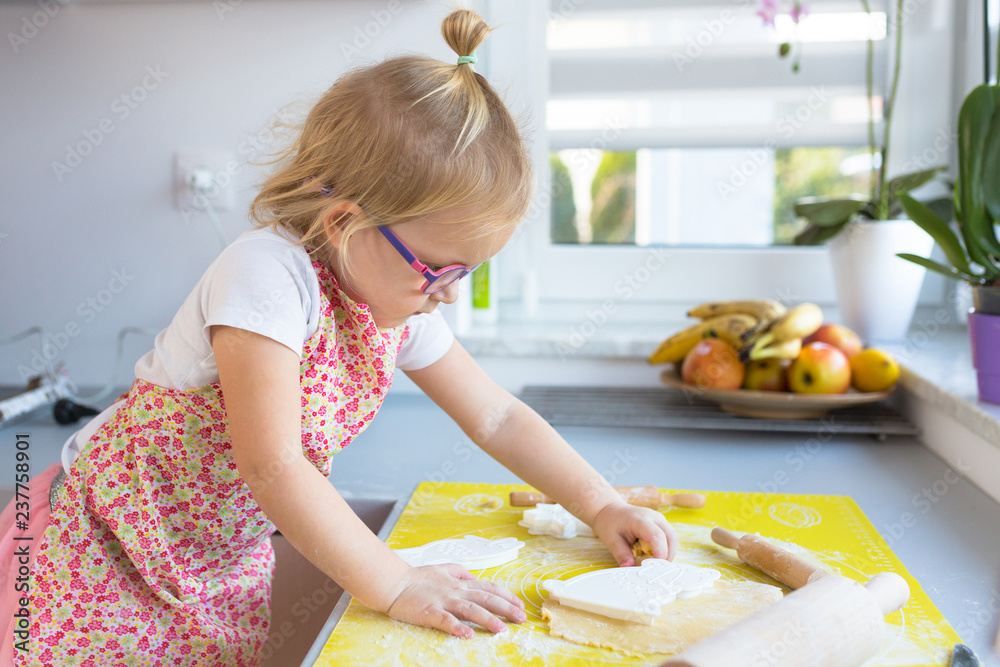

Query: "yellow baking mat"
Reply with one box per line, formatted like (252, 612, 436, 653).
(314, 482, 962, 666)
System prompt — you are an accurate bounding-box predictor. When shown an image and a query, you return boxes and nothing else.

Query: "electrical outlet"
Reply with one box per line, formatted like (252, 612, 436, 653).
(173, 151, 235, 212)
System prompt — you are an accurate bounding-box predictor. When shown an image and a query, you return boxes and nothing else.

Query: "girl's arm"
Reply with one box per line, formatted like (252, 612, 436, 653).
(211, 325, 524, 637)
(405, 340, 678, 566)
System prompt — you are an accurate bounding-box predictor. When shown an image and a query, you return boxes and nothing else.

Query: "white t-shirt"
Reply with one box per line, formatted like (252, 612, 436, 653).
(61, 226, 454, 473)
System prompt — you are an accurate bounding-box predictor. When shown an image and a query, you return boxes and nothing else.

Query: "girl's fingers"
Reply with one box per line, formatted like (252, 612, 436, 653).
(442, 563, 477, 580)
(448, 598, 508, 635)
(607, 535, 636, 567)
(465, 589, 527, 624)
(435, 609, 475, 639)
(467, 579, 525, 610)
(664, 523, 679, 561)
(644, 522, 671, 562)
(648, 514, 679, 561)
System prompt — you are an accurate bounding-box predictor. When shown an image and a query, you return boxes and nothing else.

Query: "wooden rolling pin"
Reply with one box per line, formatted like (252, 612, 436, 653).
(711, 527, 828, 589)
(509, 486, 706, 510)
(660, 528, 910, 667)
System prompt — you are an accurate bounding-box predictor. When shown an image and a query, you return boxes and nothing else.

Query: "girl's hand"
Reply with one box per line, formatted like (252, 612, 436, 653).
(591, 501, 679, 566)
(386, 564, 527, 638)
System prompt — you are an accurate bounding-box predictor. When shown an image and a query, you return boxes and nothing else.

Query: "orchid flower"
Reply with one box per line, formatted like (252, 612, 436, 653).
(758, 0, 808, 72)
(790, 2, 808, 23)
(757, 0, 778, 27)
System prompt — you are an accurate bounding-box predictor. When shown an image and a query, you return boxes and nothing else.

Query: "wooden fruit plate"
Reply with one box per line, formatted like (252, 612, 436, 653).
(659, 366, 894, 419)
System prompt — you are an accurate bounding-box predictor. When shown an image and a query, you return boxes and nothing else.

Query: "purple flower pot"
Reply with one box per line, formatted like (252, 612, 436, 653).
(968, 311, 1000, 405)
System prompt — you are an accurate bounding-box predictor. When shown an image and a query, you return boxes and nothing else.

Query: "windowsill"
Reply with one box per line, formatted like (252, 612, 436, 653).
(455, 321, 669, 360)
(877, 327, 1000, 450)
(457, 319, 1000, 451)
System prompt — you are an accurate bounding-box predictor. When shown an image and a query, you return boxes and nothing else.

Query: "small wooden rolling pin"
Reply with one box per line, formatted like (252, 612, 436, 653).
(660, 527, 910, 667)
(710, 527, 829, 589)
(509, 486, 706, 510)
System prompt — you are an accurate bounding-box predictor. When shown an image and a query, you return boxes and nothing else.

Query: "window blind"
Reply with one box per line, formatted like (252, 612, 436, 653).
(547, 0, 890, 150)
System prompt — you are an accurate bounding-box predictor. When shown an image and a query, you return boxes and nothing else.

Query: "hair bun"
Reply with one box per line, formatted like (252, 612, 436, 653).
(441, 9, 491, 60)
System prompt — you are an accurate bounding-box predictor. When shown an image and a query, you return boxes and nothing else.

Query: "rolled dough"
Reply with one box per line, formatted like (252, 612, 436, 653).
(541, 579, 783, 656)
(631, 538, 654, 564)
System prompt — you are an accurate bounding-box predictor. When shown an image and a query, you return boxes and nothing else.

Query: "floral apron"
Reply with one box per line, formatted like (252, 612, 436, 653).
(17, 248, 407, 666)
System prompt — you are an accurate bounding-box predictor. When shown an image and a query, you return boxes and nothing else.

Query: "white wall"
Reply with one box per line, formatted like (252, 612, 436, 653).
(0, 0, 963, 397)
(0, 0, 458, 386)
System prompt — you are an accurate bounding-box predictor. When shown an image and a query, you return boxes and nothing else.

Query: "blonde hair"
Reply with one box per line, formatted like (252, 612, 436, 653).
(248, 9, 533, 277)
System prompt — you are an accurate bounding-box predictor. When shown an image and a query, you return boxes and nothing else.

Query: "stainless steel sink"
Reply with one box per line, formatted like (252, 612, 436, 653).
(264, 498, 404, 667)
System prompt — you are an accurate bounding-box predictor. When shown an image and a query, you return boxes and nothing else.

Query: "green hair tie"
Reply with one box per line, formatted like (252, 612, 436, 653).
(457, 52, 477, 66)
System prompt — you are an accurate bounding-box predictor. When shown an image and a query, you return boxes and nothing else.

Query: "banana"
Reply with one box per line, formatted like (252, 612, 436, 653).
(738, 337, 802, 363)
(740, 316, 777, 343)
(768, 303, 824, 343)
(649, 314, 758, 365)
(687, 299, 787, 322)
(746, 302, 823, 351)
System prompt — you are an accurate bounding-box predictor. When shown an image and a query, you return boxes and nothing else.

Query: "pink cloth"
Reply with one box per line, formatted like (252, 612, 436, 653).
(0, 462, 62, 667)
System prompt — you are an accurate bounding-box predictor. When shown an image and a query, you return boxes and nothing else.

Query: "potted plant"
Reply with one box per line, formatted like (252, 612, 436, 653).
(896, 39, 1000, 405)
(781, 0, 947, 341)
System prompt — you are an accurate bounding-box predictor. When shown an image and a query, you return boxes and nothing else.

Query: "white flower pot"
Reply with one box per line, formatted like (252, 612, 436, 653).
(827, 220, 934, 343)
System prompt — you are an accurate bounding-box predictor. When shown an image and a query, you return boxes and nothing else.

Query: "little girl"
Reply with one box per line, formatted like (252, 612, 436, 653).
(1, 9, 676, 665)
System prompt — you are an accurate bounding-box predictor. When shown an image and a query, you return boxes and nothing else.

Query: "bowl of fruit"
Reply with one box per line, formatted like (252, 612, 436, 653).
(650, 300, 900, 419)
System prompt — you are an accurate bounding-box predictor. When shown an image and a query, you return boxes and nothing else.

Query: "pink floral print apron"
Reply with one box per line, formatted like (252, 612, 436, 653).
(16, 248, 407, 666)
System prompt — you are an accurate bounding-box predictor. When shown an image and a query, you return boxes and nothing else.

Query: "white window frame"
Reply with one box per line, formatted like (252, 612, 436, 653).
(482, 0, 966, 325)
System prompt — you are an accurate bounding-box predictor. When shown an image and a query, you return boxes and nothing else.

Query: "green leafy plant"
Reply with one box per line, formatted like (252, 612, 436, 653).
(790, 0, 947, 245)
(589, 151, 636, 244)
(895, 39, 1000, 288)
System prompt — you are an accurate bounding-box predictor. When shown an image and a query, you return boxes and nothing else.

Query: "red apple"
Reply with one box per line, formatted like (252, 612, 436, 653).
(787, 342, 852, 394)
(804, 323, 863, 359)
(681, 339, 745, 390)
(743, 358, 790, 392)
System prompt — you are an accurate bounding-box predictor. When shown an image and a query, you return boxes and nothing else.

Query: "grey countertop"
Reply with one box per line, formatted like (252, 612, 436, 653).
(2, 388, 998, 663)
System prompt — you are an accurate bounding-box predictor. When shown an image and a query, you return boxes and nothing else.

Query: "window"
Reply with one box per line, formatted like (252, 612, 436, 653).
(547, 0, 887, 248)
(483, 0, 959, 323)
(991, 0, 999, 85)
(551, 146, 873, 246)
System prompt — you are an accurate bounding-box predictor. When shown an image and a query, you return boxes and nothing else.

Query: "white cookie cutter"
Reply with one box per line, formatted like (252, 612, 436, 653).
(518, 503, 594, 539)
(394, 536, 525, 570)
(542, 559, 721, 624)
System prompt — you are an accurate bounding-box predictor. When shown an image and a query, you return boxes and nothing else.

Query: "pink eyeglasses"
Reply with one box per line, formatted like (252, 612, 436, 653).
(377, 226, 478, 295)
(313, 180, 477, 294)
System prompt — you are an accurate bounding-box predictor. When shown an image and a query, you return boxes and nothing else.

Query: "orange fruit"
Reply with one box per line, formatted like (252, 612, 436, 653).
(849, 349, 900, 392)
